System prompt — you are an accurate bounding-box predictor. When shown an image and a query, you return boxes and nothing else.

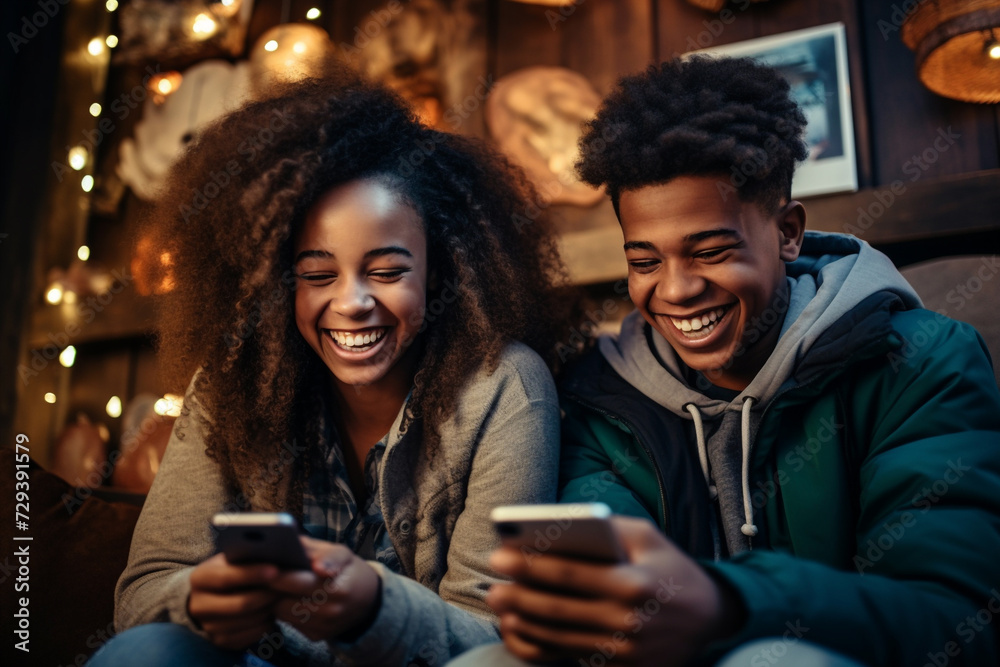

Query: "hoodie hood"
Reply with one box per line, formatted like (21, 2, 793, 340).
(598, 231, 922, 555)
(600, 232, 921, 415)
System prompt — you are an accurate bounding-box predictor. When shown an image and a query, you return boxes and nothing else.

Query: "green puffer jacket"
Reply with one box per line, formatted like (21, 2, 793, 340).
(560, 296, 1000, 666)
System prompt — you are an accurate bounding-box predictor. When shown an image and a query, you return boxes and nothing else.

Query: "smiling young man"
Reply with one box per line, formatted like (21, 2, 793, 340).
(463, 57, 1000, 667)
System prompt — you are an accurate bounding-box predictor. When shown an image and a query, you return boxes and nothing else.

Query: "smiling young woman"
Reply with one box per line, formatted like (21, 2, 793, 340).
(88, 72, 573, 667)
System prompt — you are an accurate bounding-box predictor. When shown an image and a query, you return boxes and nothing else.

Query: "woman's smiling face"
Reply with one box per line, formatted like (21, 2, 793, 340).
(293, 178, 428, 394)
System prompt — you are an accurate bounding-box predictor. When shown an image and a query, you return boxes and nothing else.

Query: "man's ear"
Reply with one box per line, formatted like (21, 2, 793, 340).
(776, 200, 806, 262)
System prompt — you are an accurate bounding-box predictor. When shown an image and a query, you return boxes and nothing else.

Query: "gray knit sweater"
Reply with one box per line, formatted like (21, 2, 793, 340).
(114, 342, 560, 666)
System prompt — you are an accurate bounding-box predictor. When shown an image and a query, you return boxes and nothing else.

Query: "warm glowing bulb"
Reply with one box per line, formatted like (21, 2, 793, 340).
(106, 396, 123, 418)
(306, 8, 321, 20)
(106, 34, 118, 48)
(157, 78, 173, 94)
(106, 0, 118, 11)
(89, 103, 102, 117)
(293, 41, 307, 54)
(192, 13, 218, 36)
(81, 175, 95, 192)
(87, 38, 105, 56)
(264, 39, 279, 52)
(78, 245, 91, 261)
(45, 393, 57, 404)
(59, 346, 77, 368)
(990, 43, 1000, 60)
(154, 394, 184, 417)
(46, 285, 64, 304)
(68, 146, 88, 171)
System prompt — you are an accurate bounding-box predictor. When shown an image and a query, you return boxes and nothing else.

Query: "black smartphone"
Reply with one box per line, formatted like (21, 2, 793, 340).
(211, 512, 311, 570)
(490, 502, 624, 564)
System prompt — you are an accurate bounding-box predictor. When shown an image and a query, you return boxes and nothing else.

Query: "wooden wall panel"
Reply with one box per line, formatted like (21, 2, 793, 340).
(657, 0, 756, 59)
(495, 0, 653, 96)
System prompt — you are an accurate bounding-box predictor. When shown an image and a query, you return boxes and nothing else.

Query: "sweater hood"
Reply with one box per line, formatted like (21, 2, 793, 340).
(598, 231, 922, 555)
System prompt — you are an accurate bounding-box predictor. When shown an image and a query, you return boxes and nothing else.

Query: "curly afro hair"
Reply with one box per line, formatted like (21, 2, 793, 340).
(146, 71, 571, 507)
(577, 56, 808, 215)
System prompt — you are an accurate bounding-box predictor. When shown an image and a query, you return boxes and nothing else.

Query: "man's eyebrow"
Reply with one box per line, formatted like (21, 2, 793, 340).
(623, 241, 656, 251)
(683, 228, 741, 243)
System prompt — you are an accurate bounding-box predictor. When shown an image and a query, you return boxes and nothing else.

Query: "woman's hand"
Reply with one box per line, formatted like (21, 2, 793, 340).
(269, 536, 382, 642)
(187, 553, 282, 650)
(487, 516, 744, 666)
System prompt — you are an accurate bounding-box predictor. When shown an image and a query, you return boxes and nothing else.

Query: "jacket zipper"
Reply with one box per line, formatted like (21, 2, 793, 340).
(562, 393, 670, 534)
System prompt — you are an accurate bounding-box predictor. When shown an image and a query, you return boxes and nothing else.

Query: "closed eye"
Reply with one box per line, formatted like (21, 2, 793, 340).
(627, 259, 659, 273)
(296, 273, 336, 286)
(370, 268, 411, 282)
(695, 243, 742, 260)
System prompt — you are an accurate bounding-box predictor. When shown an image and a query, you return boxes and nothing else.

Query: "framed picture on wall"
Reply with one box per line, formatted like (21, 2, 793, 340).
(691, 22, 858, 199)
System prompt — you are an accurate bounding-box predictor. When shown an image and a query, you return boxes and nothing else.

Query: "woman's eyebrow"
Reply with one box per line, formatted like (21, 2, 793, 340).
(293, 246, 413, 265)
(364, 246, 413, 259)
(293, 249, 332, 264)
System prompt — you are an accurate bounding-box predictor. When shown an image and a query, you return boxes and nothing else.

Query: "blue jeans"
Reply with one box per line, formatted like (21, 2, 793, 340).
(445, 640, 867, 667)
(85, 623, 294, 667)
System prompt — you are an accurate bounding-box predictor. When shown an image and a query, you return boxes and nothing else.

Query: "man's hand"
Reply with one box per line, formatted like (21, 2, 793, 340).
(269, 536, 382, 642)
(487, 515, 743, 666)
(188, 553, 282, 650)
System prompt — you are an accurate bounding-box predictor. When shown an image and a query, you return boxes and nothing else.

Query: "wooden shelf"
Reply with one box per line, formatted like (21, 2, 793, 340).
(27, 288, 157, 350)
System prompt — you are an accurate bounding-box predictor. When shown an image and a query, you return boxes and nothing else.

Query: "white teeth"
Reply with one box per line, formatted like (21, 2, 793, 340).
(669, 307, 728, 336)
(328, 328, 385, 349)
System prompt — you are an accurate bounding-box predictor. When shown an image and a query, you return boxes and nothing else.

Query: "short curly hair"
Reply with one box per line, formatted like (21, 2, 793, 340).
(146, 71, 571, 507)
(577, 56, 808, 214)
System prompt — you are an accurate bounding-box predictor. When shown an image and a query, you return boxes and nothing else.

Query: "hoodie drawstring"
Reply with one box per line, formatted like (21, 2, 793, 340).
(740, 397, 759, 540)
(686, 399, 759, 549)
(686, 404, 718, 501)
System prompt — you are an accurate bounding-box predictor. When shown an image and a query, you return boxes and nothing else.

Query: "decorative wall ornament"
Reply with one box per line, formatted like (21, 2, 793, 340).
(248, 23, 337, 99)
(485, 67, 604, 207)
(113, 0, 254, 66)
(117, 59, 251, 201)
(345, 0, 485, 131)
(902, 0, 1000, 104)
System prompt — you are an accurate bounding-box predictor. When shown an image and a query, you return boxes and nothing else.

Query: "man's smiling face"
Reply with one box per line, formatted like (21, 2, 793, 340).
(619, 175, 804, 391)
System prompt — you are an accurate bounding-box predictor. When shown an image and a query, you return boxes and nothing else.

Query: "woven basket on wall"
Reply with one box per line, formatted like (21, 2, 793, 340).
(902, 0, 1000, 104)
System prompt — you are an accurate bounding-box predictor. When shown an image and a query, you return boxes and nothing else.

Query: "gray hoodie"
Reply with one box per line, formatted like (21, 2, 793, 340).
(599, 232, 921, 556)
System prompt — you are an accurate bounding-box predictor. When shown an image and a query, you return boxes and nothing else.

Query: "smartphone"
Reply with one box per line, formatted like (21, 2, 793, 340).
(211, 512, 311, 570)
(490, 502, 624, 564)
